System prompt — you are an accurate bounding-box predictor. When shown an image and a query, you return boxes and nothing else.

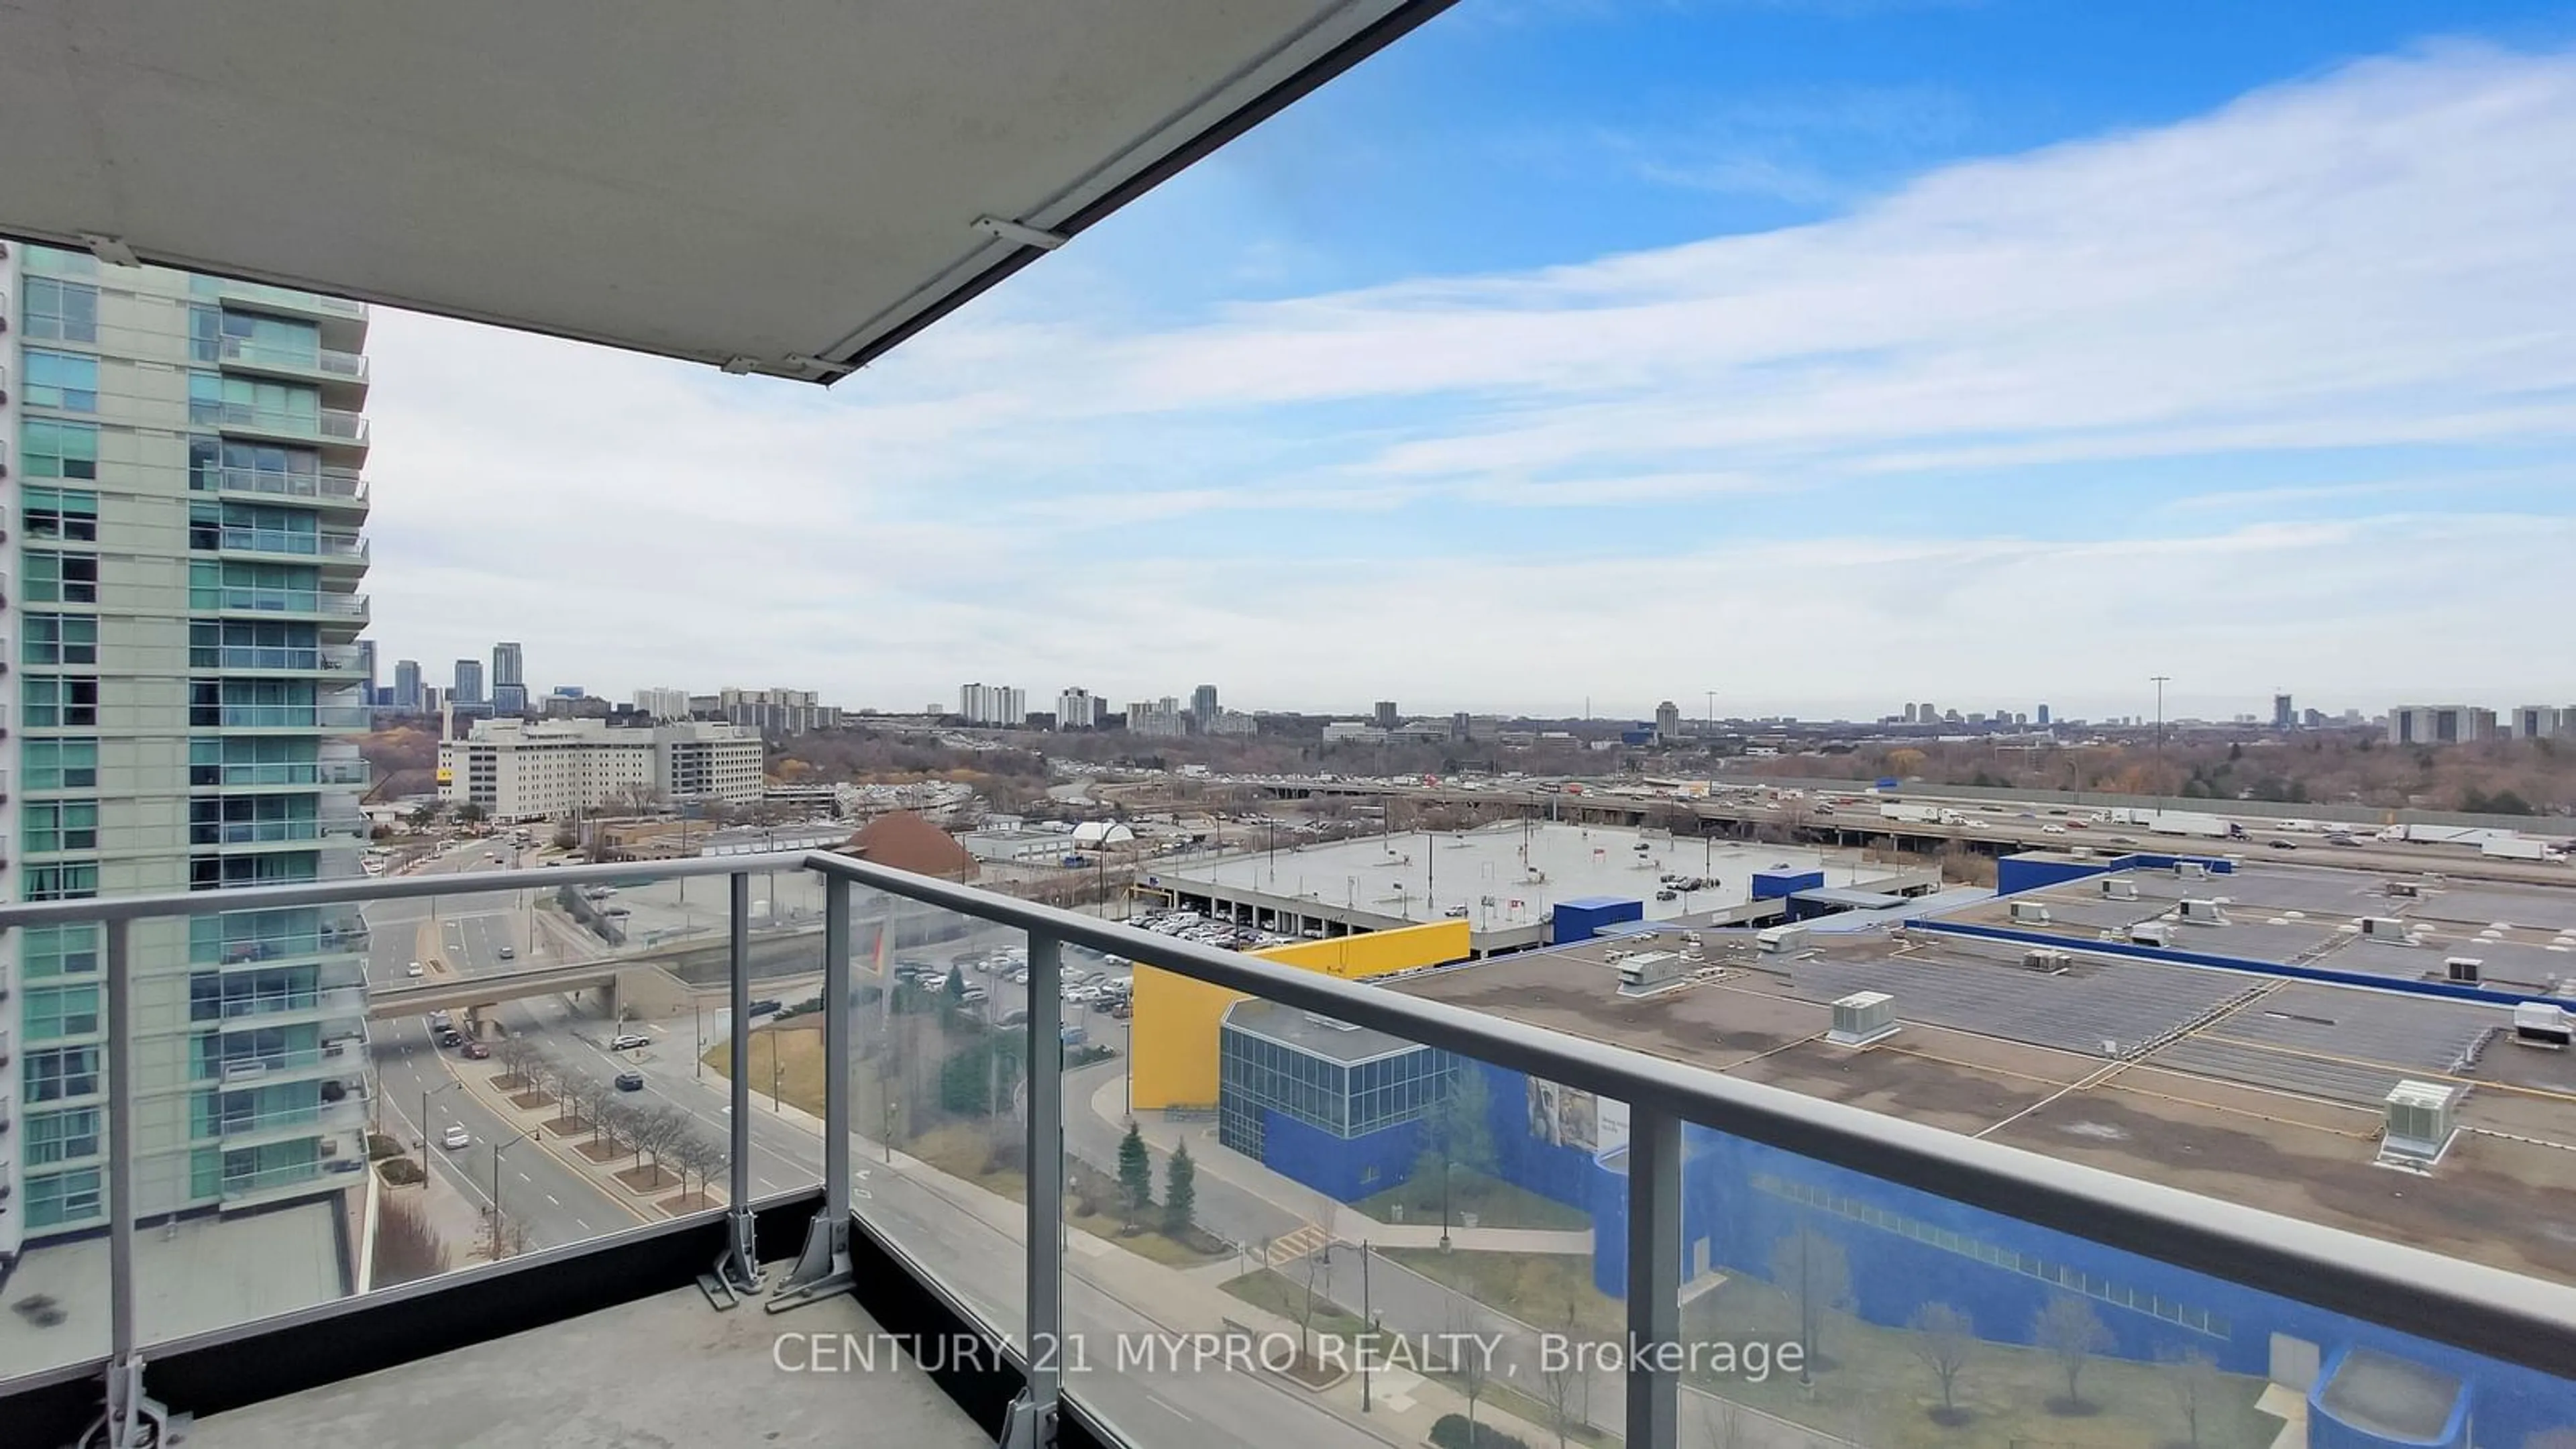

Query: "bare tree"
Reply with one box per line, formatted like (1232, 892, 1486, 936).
(492, 1035, 538, 1090)
(1768, 1223, 1851, 1378)
(2034, 1296, 2112, 1410)
(594, 1097, 635, 1156)
(1447, 1303, 1490, 1442)
(2161, 1346, 2223, 1448)
(528, 1052, 565, 1105)
(1537, 1300, 1586, 1448)
(1700, 1396, 1745, 1449)
(1907, 1303, 1974, 1421)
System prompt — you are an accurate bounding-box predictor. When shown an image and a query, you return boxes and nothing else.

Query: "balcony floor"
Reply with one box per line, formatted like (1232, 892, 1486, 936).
(187, 1265, 989, 1449)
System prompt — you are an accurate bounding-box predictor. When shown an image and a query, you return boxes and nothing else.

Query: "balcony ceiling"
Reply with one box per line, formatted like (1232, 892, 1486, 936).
(0, 0, 1446, 382)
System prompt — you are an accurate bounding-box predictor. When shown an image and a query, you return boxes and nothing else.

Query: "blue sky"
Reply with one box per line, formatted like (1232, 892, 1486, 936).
(368, 1, 2576, 722)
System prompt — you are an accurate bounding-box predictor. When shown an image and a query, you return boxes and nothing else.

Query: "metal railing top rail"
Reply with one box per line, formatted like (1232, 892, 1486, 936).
(0, 848, 2570, 1385)
(0, 851, 809, 927)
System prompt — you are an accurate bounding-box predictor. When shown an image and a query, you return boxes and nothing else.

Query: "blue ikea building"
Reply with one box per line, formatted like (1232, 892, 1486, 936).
(1212, 928, 2576, 1447)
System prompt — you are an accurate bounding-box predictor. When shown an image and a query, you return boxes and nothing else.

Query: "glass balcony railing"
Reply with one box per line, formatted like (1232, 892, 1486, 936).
(215, 276, 370, 321)
(213, 704, 372, 731)
(200, 589, 368, 622)
(0, 853, 2567, 1447)
(201, 466, 370, 507)
(217, 334, 370, 383)
(210, 529, 368, 564)
(198, 400, 369, 447)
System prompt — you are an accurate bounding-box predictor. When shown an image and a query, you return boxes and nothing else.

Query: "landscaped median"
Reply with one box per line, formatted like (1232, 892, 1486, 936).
(458, 1038, 716, 1220)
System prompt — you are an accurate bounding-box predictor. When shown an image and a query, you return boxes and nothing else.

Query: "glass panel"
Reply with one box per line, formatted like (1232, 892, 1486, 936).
(834, 885, 1030, 1346)
(1054, 922, 1617, 1449)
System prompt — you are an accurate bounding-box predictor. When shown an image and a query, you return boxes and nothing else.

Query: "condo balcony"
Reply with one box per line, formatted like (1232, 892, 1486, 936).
(214, 334, 370, 407)
(0, 851, 2565, 1449)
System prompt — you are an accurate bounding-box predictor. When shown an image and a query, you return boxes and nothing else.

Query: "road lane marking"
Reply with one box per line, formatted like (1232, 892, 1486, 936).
(545, 1194, 561, 1206)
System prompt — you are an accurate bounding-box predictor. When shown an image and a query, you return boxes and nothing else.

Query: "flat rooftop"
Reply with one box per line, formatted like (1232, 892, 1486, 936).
(1164, 822, 1886, 931)
(1224, 998, 1427, 1065)
(1, 1200, 346, 1381)
(1391, 912, 2576, 1289)
(1949, 861, 2576, 995)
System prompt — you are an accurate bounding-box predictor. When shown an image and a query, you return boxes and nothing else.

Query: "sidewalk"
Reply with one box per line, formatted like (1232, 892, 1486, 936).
(1094, 1076, 1595, 1256)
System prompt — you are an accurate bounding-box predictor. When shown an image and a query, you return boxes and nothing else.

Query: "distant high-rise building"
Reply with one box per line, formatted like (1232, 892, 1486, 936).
(394, 658, 424, 712)
(1057, 688, 1103, 731)
(492, 684, 529, 716)
(1451, 711, 1472, 741)
(359, 639, 379, 705)
(2013, 712, 2029, 727)
(1127, 699, 1187, 737)
(2389, 704, 2495, 746)
(2303, 708, 2328, 729)
(1191, 684, 1219, 728)
(958, 683, 1025, 728)
(633, 687, 693, 720)
(1373, 700, 1399, 731)
(1902, 703, 1919, 724)
(2512, 706, 2575, 741)
(492, 641, 525, 692)
(2273, 693, 2295, 729)
(2035, 704, 2051, 727)
(453, 658, 486, 706)
(1919, 702, 1937, 724)
(1653, 700, 1682, 742)
(714, 687, 841, 735)
(1208, 710, 1258, 737)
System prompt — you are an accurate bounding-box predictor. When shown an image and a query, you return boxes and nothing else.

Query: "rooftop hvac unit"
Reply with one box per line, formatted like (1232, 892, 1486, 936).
(2178, 899, 2228, 925)
(2361, 916, 2408, 937)
(2176, 861, 2210, 880)
(1757, 924, 1809, 955)
(2008, 900, 2053, 924)
(2512, 1003, 2572, 1049)
(2099, 877, 2140, 901)
(1827, 991, 1898, 1046)
(2446, 957, 2483, 984)
(2379, 1079, 2456, 1165)
(2129, 922, 2174, 948)
(2023, 948, 2072, 974)
(1617, 951, 1686, 994)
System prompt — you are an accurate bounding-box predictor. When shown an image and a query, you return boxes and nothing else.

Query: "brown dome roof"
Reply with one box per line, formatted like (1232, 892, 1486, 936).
(845, 811, 978, 881)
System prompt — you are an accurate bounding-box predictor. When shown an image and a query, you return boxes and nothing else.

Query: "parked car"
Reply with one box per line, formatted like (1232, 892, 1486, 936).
(440, 1124, 470, 1150)
(747, 998, 783, 1018)
(462, 1040, 490, 1060)
(437, 1029, 464, 1049)
(610, 1032, 651, 1051)
(614, 1070, 646, 1091)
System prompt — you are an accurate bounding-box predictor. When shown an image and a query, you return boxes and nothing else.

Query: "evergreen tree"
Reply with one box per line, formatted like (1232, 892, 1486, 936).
(1161, 1142, 1197, 1238)
(1116, 1122, 1155, 1226)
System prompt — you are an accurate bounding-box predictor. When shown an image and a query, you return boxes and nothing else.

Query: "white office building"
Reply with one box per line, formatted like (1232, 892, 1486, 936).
(439, 719, 764, 819)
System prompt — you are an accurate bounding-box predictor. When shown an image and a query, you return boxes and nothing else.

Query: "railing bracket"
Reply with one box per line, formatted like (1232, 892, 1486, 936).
(998, 1392, 1055, 1449)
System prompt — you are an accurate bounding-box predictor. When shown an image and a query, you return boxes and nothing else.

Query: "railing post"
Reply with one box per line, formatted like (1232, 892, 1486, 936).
(1625, 1104, 1681, 1449)
(770, 873, 853, 1311)
(96, 919, 176, 1447)
(703, 873, 764, 1303)
(1002, 930, 1064, 1449)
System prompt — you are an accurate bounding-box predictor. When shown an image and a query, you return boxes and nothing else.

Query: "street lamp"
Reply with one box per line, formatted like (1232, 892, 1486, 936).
(491, 1128, 533, 1259)
(419, 1080, 462, 1182)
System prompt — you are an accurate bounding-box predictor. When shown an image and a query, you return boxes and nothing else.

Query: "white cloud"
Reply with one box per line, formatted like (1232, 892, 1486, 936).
(360, 44, 2576, 714)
